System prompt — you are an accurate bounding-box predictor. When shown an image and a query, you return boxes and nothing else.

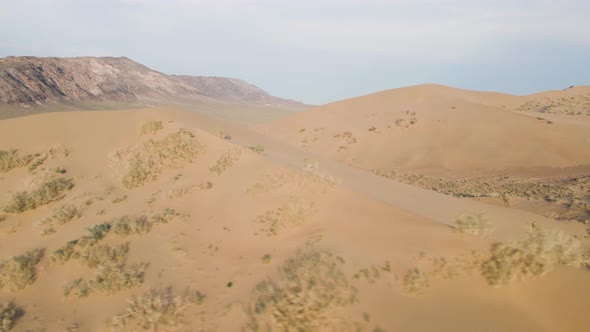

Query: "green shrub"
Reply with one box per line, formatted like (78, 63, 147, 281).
(111, 216, 151, 236)
(0, 249, 45, 291)
(3, 177, 74, 214)
(0, 301, 22, 332)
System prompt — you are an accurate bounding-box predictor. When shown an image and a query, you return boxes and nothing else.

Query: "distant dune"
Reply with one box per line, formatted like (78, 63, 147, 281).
(256, 84, 590, 175)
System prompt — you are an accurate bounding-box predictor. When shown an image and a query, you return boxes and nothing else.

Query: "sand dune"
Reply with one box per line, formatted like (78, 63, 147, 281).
(0, 107, 589, 331)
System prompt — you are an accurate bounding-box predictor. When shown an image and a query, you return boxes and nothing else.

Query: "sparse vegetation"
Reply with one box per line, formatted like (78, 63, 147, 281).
(248, 145, 265, 153)
(111, 215, 152, 236)
(0, 249, 45, 291)
(64, 263, 148, 297)
(402, 268, 429, 294)
(481, 224, 589, 286)
(111, 287, 204, 331)
(139, 120, 163, 135)
(3, 177, 74, 214)
(0, 301, 22, 332)
(113, 129, 204, 189)
(40, 203, 81, 235)
(245, 251, 357, 331)
(77, 242, 130, 268)
(0, 149, 34, 173)
(209, 148, 241, 175)
(454, 213, 495, 236)
(256, 198, 316, 236)
(112, 195, 128, 204)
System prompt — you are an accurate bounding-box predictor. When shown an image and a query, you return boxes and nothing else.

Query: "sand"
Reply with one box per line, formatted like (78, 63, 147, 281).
(0, 101, 589, 331)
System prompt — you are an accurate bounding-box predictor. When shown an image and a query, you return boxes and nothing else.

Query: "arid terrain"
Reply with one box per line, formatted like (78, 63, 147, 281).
(1, 73, 589, 331)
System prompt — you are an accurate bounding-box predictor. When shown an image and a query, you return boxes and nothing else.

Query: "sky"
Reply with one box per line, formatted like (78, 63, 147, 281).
(0, 0, 589, 105)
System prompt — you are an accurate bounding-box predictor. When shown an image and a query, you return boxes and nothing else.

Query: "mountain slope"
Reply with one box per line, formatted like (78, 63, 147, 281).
(0, 56, 304, 108)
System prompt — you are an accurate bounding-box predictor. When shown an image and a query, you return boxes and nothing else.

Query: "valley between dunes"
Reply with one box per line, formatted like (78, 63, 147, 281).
(0, 84, 589, 332)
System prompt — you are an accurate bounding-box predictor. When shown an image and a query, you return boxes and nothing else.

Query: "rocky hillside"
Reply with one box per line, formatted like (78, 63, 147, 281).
(0, 56, 303, 107)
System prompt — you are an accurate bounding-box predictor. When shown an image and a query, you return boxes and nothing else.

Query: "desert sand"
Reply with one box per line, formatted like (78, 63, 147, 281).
(0, 99, 589, 331)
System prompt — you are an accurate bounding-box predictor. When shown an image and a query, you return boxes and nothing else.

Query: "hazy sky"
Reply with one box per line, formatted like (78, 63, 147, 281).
(1, 0, 589, 104)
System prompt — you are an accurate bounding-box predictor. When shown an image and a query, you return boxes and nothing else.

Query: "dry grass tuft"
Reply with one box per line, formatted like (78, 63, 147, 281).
(453, 213, 495, 236)
(139, 120, 164, 135)
(209, 148, 241, 175)
(245, 251, 356, 331)
(248, 145, 265, 154)
(0, 249, 45, 291)
(40, 203, 82, 235)
(481, 224, 589, 286)
(3, 177, 74, 214)
(0, 301, 22, 332)
(111, 287, 204, 331)
(64, 263, 148, 298)
(113, 129, 204, 189)
(0, 149, 34, 173)
(256, 198, 316, 236)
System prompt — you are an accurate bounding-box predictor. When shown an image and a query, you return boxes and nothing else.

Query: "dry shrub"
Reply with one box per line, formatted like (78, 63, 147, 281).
(111, 287, 205, 331)
(77, 242, 130, 268)
(0, 249, 45, 291)
(245, 251, 356, 331)
(113, 129, 203, 189)
(40, 203, 81, 235)
(248, 145, 265, 154)
(3, 177, 74, 213)
(209, 148, 241, 175)
(64, 263, 148, 298)
(454, 213, 495, 236)
(139, 121, 163, 135)
(0, 150, 34, 173)
(256, 198, 316, 236)
(150, 209, 181, 224)
(401, 268, 429, 294)
(46, 144, 71, 158)
(50, 240, 79, 264)
(481, 224, 589, 286)
(111, 215, 152, 236)
(0, 301, 22, 332)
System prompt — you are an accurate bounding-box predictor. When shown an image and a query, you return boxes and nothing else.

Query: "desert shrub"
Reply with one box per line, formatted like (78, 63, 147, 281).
(111, 215, 151, 236)
(40, 204, 81, 235)
(27, 154, 47, 171)
(0, 150, 34, 173)
(64, 263, 148, 298)
(81, 222, 112, 244)
(47, 144, 71, 158)
(3, 177, 74, 214)
(139, 120, 163, 135)
(150, 209, 180, 224)
(256, 198, 315, 236)
(0, 249, 45, 291)
(77, 242, 130, 268)
(0, 301, 22, 332)
(481, 224, 589, 286)
(245, 251, 356, 331)
(113, 129, 203, 189)
(402, 268, 429, 294)
(248, 145, 265, 153)
(454, 213, 495, 236)
(111, 287, 204, 331)
(209, 148, 241, 175)
(50, 240, 79, 264)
